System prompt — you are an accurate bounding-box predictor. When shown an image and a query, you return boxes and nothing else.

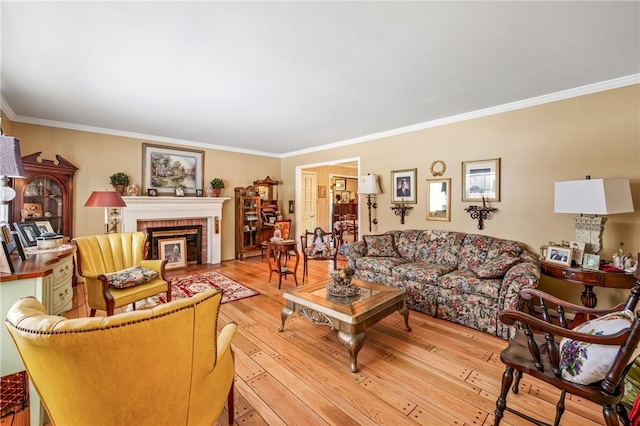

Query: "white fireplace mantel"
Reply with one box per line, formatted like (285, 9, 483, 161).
(121, 196, 230, 264)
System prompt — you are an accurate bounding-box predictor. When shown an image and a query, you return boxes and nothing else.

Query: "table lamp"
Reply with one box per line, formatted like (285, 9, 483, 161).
(358, 174, 381, 232)
(554, 177, 634, 254)
(85, 191, 127, 234)
(0, 136, 26, 225)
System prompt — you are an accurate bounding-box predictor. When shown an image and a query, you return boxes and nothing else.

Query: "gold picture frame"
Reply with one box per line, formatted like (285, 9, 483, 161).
(143, 143, 204, 196)
(158, 237, 187, 270)
(426, 178, 451, 222)
(545, 245, 572, 266)
(462, 158, 500, 202)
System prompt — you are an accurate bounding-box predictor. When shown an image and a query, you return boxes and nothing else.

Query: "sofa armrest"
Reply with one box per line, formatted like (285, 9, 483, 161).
(340, 241, 367, 269)
(499, 254, 540, 312)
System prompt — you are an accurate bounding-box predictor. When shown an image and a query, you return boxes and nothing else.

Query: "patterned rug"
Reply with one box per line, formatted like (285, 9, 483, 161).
(131, 271, 259, 310)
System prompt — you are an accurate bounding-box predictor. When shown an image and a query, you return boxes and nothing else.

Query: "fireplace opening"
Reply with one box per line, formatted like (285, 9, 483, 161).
(147, 225, 202, 264)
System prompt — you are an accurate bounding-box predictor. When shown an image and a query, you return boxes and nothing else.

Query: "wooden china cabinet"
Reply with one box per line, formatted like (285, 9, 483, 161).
(11, 152, 78, 238)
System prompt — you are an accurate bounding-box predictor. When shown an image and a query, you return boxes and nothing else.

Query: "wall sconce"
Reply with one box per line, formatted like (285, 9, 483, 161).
(554, 177, 634, 254)
(0, 136, 26, 225)
(391, 201, 413, 225)
(357, 174, 380, 232)
(85, 191, 128, 234)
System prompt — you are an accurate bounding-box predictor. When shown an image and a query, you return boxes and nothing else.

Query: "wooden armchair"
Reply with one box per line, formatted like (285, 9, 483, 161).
(494, 261, 640, 426)
(301, 227, 341, 283)
(73, 232, 171, 316)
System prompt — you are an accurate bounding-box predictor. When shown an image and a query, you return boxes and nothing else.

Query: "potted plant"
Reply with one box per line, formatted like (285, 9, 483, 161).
(109, 172, 130, 194)
(210, 178, 224, 197)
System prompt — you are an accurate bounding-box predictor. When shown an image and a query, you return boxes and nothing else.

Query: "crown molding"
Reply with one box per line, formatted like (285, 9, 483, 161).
(3, 74, 639, 159)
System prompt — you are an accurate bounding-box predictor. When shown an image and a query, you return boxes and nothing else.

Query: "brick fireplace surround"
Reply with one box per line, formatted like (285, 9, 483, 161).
(121, 196, 230, 265)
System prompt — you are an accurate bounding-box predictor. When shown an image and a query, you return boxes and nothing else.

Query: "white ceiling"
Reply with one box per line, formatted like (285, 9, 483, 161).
(1, 1, 639, 157)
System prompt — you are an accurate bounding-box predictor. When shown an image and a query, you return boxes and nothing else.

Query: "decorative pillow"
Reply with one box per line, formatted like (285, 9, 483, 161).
(560, 310, 640, 385)
(103, 266, 159, 289)
(363, 234, 397, 257)
(472, 254, 522, 278)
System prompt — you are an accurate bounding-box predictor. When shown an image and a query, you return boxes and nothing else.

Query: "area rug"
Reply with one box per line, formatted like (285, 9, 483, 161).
(130, 271, 259, 310)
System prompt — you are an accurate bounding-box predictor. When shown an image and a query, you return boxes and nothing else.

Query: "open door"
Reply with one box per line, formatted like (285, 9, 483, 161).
(300, 171, 316, 233)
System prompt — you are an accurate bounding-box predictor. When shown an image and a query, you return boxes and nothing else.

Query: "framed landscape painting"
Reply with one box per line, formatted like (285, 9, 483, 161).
(143, 144, 204, 195)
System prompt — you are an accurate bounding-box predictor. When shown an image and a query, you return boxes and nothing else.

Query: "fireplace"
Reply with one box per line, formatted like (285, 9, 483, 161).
(121, 197, 229, 265)
(147, 225, 203, 264)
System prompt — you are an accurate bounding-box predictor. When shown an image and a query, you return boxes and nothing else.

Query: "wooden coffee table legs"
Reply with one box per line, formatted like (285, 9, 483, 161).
(338, 331, 365, 373)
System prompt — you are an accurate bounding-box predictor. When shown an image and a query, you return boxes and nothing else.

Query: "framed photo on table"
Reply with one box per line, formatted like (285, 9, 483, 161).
(391, 169, 417, 204)
(583, 253, 600, 271)
(34, 221, 55, 235)
(14, 222, 41, 247)
(545, 245, 572, 266)
(462, 158, 501, 202)
(143, 143, 204, 196)
(159, 238, 187, 270)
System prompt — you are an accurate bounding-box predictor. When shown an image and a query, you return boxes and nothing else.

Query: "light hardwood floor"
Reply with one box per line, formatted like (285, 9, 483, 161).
(11, 254, 606, 426)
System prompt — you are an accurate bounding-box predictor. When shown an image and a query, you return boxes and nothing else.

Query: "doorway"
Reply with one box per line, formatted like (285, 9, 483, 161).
(295, 157, 360, 239)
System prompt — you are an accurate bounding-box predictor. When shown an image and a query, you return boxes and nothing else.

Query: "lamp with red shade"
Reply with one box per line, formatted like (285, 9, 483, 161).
(84, 191, 127, 234)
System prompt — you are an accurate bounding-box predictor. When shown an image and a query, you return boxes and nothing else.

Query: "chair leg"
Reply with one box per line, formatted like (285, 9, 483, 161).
(553, 390, 566, 426)
(617, 403, 630, 426)
(603, 404, 621, 426)
(90, 308, 97, 317)
(512, 370, 522, 394)
(494, 366, 514, 426)
(227, 378, 234, 425)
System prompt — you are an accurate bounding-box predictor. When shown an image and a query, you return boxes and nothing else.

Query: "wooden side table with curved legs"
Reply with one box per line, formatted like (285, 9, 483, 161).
(266, 240, 299, 289)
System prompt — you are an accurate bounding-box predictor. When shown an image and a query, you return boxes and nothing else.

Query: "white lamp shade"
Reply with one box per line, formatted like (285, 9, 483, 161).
(357, 174, 380, 195)
(554, 178, 634, 215)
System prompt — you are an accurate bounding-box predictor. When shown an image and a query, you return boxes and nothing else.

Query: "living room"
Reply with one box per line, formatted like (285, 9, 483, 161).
(1, 2, 639, 425)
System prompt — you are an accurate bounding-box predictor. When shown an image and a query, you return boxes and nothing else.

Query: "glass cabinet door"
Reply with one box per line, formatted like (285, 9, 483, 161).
(22, 177, 64, 234)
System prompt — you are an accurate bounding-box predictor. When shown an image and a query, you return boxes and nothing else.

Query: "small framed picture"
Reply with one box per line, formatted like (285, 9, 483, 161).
(335, 179, 346, 191)
(583, 253, 601, 271)
(12, 232, 27, 260)
(34, 220, 55, 235)
(147, 188, 158, 197)
(569, 241, 586, 266)
(175, 187, 185, 197)
(0, 224, 15, 254)
(288, 200, 294, 214)
(13, 222, 41, 247)
(318, 185, 327, 198)
(392, 169, 417, 204)
(195, 189, 203, 197)
(341, 191, 350, 202)
(159, 237, 187, 270)
(0, 241, 14, 273)
(545, 245, 572, 266)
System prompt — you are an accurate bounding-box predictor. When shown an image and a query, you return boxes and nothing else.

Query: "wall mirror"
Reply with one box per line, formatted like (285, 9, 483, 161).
(426, 178, 451, 221)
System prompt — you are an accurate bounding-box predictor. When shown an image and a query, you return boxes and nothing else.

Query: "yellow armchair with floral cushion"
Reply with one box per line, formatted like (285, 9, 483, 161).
(72, 232, 171, 316)
(5, 289, 237, 425)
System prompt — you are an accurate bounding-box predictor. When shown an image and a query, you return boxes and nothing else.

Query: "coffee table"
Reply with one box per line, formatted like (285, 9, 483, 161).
(278, 278, 411, 372)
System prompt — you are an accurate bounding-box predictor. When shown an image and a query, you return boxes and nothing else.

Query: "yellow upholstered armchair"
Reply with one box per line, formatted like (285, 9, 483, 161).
(72, 232, 171, 316)
(5, 289, 237, 425)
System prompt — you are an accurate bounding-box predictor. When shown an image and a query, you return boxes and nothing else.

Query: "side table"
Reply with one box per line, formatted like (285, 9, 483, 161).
(266, 240, 299, 289)
(540, 260, 637, 325)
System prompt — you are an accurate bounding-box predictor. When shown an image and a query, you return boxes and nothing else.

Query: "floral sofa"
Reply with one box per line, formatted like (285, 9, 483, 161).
(340, 230, 540, 339)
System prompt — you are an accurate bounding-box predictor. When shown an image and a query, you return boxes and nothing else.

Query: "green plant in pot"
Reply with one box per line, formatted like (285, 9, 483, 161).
(109, 172, 130, 194)
(210, 178, 224, 196)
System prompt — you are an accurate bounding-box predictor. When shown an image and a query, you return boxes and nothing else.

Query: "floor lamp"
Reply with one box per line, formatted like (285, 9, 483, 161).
(358, 174, 381, 232)
(0, 136, 26, 225)
(84, 191, 127, 234)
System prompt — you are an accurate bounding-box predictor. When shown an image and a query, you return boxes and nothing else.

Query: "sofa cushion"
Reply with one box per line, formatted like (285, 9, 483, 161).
(363, 234, 398, 257)
(458, 234, 523, 271)
(473, 254, 523, 278)
(389, 230, 423, 261)
(439, 270, 502, 299)
(392, 262, 455, 285)
(103, 266, 159, 289)
(560, 310, 640, 385)
(355, 256, 407, 275)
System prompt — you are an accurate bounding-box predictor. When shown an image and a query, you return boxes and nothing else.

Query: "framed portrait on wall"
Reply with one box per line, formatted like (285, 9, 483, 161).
(391, 169, 417, 204)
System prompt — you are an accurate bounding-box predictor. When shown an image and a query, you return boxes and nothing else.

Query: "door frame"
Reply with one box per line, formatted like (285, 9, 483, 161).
(295, 157, 360, 240)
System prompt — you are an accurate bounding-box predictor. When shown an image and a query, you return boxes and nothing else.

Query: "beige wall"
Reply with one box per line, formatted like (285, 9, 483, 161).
(5, 123, 280, 261)
(4, 84, 639, 305)
(280, 85, 640, 306)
